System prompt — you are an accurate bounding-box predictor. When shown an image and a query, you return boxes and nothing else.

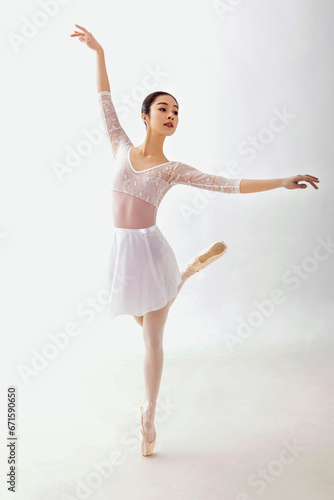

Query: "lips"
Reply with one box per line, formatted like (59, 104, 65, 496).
(164, 122, 173, 128)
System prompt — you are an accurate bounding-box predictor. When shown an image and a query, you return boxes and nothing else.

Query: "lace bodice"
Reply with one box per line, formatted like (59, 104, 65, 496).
(97, 91, 241, 226)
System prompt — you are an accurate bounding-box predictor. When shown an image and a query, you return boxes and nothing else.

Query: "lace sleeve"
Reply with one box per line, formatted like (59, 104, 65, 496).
(169, 162, 241, 194)
(97, 91, 131, 157)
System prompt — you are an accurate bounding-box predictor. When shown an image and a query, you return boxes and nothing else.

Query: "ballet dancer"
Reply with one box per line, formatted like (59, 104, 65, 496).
(70, 24, 320, 456)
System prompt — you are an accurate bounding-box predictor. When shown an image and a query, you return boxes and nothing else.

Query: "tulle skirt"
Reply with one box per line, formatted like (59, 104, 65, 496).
(107, 224, 182, 319)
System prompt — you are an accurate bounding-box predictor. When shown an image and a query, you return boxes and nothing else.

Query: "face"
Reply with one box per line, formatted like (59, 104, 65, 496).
(142, 95, 179, 135)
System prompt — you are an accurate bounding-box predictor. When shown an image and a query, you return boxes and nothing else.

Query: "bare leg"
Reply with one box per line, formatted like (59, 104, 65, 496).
(133, 315, 143, 326)
(141, 300, 171, 441)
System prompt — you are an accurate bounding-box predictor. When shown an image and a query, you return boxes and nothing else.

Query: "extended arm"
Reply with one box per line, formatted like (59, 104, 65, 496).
(240, 178, 283, 193)
(169, 162, 319, 194)
(169, 162, 241, 193)
(240, 175, 319, 193)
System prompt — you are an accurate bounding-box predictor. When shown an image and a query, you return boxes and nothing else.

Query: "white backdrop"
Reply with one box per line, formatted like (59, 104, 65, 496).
(1, 1, 333, 499)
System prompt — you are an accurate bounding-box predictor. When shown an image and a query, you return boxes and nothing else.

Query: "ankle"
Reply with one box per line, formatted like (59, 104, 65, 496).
(143, 400, 156, 421)
(183, 266, 197, 279)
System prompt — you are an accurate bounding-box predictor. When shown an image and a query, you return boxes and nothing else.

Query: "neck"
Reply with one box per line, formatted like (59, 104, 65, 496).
(138, 132, 166, 158)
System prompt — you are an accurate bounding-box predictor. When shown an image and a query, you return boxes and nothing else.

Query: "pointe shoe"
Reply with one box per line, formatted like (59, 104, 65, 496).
(139, 401, 157, 456)
(184, 241, 228, 278)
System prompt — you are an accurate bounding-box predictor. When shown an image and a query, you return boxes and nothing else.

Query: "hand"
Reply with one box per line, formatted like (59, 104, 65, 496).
(282, 174, 320, 190)
(70, 24, 102, 52)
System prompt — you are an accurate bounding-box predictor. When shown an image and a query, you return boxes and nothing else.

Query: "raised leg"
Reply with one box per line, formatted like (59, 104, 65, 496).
(133, 269, 193, 327)
(135, 240, 227, 326)
(141, 300, 171, 441)
(134, 269, 196, 328)
(134, 268, 197, 328)
(168, 268, 197, 308)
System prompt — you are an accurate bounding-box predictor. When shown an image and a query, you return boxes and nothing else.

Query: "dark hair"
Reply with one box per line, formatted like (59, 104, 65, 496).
(141, 91, 179, 129)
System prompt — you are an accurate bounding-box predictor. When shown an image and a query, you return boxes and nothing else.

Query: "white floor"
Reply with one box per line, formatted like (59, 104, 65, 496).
(14, 345, 334, 500)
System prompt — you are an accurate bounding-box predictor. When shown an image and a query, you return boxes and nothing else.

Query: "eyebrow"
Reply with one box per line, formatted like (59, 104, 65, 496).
(156, 101, 179, 109)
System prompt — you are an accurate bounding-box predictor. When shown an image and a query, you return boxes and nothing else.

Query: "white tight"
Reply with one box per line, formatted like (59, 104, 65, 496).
(142, 271, 191, 397)
(134, 270, 196, 439)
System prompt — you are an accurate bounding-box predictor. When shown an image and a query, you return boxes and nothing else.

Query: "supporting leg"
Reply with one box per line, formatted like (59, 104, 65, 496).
(141, 301, 170, 441)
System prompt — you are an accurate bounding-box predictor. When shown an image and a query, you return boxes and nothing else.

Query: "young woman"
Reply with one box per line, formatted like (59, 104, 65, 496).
(70, 24, 320, 456)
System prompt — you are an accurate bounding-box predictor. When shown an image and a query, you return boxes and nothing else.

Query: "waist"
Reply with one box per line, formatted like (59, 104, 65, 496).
(113, 223, 158, 233)
(111, 190, 157, 229)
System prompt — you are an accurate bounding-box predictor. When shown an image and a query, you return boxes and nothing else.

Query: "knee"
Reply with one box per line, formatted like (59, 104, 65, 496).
(143, 333, 164, 351)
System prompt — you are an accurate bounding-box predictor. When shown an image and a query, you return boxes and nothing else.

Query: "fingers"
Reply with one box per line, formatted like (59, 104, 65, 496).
(302, 179, 318, 189)
(303, 175, 320, 189)
(70, 28, 87, 39)
(70, 24, 89, 38)
(298, 174, 320, 182)
(75, 24, 89, 34)
(295, 177, 319, 189)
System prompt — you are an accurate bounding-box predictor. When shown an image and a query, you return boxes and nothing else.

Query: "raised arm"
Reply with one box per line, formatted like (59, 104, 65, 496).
(97, 90, 131, 157)
(96, 47, 110, 93)
(95, 48, 131, 156)
(70, 24, 131, 157)
(71, 24, 109, 90)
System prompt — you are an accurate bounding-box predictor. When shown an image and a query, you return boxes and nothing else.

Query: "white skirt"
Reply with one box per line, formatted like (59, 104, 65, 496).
(107, 224, 182, 319)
